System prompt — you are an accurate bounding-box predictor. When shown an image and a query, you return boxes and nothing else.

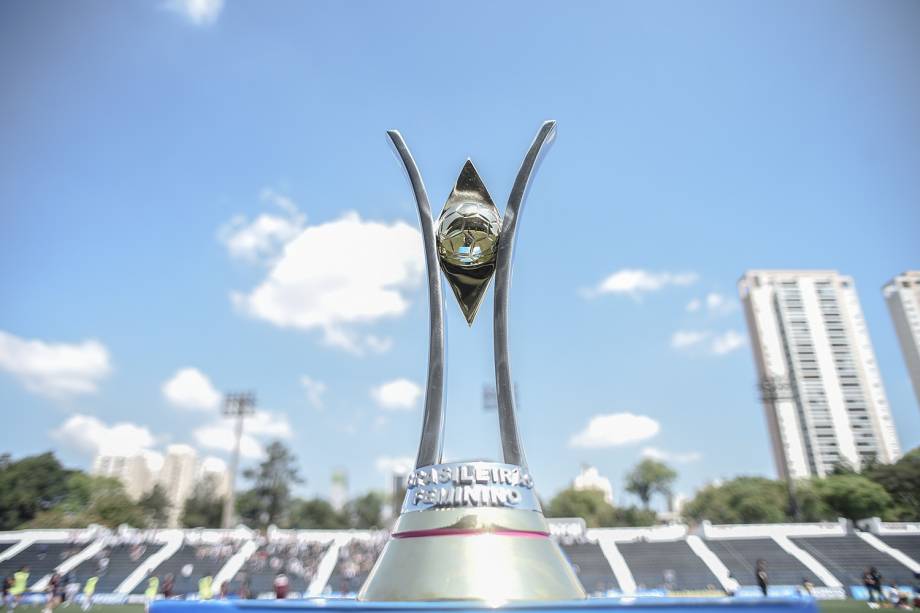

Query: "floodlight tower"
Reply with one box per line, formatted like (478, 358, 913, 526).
(221, 391, 255, 529)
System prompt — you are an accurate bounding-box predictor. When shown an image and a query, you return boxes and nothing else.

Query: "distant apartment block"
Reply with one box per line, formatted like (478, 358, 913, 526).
(93, 444, 228, 527)
(883, 271, 920, 412)
(739, 270, 900, 480)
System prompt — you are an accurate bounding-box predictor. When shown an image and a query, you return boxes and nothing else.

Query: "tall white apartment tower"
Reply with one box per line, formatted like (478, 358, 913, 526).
(883, 271, 920, 411)
(738, 270, 901, 479)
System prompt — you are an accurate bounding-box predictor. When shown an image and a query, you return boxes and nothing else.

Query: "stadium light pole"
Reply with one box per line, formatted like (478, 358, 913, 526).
(222, 391, 256, 529)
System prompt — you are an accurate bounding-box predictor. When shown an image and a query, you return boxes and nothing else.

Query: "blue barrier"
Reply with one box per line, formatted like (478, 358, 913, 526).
(152, 596, 819, 613)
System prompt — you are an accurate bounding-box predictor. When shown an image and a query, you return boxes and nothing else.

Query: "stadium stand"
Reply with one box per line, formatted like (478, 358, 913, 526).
(705, 538, 824, 587)
(241, 537, 331, 596)
(70, 541, 165, 593)
(617, 540, 719, 591)
(132, 542, 235, 595)
(326, 536, 385, 596)
(790, 535, 917, 586)
(1, 519, 918, 601)
(0, 542, 82, 586)
(558, 540, 619, 595)
(877, 534, 920, 561)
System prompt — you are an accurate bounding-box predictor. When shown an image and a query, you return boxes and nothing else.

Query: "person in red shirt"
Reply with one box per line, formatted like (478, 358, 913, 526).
(273, 573, 289, 599)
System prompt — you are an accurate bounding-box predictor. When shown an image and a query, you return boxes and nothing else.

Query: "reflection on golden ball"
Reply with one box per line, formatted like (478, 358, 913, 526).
(436, 201, 501, 268)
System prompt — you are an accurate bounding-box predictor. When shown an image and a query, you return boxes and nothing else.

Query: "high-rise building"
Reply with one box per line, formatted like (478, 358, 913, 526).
(572, 464, 614, 504)
(157, 444, 199, 527)
(739, 270, 901, 479)
(883, 271, 920, 411)
(93, 453, 153, 500)
(330, 469, 348, 512)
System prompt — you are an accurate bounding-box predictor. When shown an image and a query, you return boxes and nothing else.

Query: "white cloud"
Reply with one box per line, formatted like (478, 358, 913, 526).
(162, 368, 221, 411)
(300, 376, 327, 409)
(0, 330, 112, 397)
(218, 189, 306, 263)
(641, 447, 702, 464)
(53, 414, 156, 457)
(371, 378, 422, 411)
(230, 212, 424, 355)
(193, 424, 263, 459)
(375, 456, 414, 475)
(671, 329, 746, 355)
(569, 413, 660, 448)
(711, 330, 746, 355)
(200, 455, 228, 474)
(163, 0, 223, 25)
(671, 330, 710, 349)
(192, 409, 291, 459)
(584, 269, 697, 298)
(686, 292, 737, 316)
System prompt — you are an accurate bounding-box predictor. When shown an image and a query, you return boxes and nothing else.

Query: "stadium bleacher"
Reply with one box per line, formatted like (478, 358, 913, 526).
(0, 520, 917, 601)
(131, 543, 231, 595)
(242, 539, 331, 596)
(327, 538, 384, 596)
(617, 540, 719, 591)
(559, 541, 619, 595)
(0, 542, 82, 587)
(71, 542, 166, 593)
(705, 538, 824, 587)
(791, 535, 916, 586)
(878, 534, 920, 562)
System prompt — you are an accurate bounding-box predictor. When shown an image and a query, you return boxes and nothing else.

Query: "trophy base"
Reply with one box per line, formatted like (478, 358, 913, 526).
(358, 507, 585, 602)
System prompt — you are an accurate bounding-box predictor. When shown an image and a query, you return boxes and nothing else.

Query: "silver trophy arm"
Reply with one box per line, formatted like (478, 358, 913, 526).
(386, 130, 446, 469)
(494, 120, 557, 468)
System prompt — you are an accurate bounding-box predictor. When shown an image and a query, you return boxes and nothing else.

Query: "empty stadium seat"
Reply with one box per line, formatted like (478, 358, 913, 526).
(559, 541, 619, 595)
(878, 535, 920, 563)
(617, 540, 719, 591)
(706, 538, 823, 586)
(791, 535, 915, 586)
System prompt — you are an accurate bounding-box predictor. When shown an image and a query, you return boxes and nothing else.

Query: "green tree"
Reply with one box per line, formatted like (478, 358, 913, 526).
(238, 441, 303, 528)
(0, 453, 74, 529)
(138, 485, 171, 527)
(289, 498, 348, 529)
(814, 473, 892, 520)
(26, 474, 146, 528)
(625, 459, 677, 510)
(546, 488, 617, 527)
(613, 505, 658, 527)
(182, 479, 224, 528)
(683, 477, 790, 524)
(345, 492, 385, 529)
(864, 447, 920, 520)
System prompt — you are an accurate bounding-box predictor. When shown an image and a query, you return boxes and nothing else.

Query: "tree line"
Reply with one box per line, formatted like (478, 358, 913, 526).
(544, 447, 920, 527)
(1, 443, 917, 532)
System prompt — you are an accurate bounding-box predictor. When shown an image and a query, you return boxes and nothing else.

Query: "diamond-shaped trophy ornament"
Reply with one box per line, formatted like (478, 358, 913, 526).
(359, 122, 585, 602)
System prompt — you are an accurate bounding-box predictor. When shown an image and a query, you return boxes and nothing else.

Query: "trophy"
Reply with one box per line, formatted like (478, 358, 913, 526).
(359, 122, 585, 602)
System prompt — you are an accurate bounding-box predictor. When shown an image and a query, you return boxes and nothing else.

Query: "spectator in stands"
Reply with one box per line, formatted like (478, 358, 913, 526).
(755, 560, 768, 597)
(161, 574, 174, 599)
(273, 572, 289, 599)
(237, 576, 251, 600)
(8, 566, 29, 611)
(218, 582, 229, 600)
(81, 576, 97, 612)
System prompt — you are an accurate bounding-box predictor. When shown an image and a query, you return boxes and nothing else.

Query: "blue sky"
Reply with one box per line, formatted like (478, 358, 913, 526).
(1, 0, 919, 507)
